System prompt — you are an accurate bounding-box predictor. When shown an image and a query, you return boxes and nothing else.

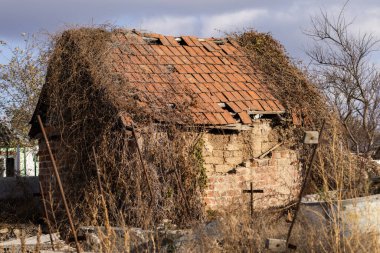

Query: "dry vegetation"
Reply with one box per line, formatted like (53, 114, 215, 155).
(40, 27, 207, 233)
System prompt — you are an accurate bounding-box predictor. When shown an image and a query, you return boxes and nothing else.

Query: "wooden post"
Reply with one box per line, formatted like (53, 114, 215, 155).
(37, 115, 82, 253)
(285, 120, 326, 246)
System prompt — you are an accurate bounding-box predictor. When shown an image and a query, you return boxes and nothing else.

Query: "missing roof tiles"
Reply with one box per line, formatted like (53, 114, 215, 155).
(175, 37, 188, 46)
(213, 40, 225, 45)
(166, 64, 177, 73)
(143, 37, 162, 45)
(167, 103, 176, 109)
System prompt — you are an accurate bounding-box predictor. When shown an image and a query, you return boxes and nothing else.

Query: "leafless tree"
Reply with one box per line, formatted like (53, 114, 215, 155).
(0, 33, 48, 143)
(306, 4, 380, 155)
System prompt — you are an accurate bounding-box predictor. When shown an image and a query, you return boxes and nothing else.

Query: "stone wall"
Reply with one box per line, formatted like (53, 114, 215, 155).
(202, 119, 301, 210)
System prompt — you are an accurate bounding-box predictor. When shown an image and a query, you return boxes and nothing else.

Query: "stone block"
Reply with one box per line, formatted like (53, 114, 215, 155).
(225, 143, 240, 151)
(212, 150, 224, 157)
(204, 156, 224, 165)
(225, 156, 242, 165)
(214, 164, 232, 173)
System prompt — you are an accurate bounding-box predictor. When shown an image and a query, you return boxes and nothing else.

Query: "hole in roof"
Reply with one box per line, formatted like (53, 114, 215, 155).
(143, 37, 162, 45)
(176, 37, 188, 46)
(217, 103, 240, 122)
(166, 65, 177, 73)
(167, 103, 176, 109)
(214, 40, 225, 45)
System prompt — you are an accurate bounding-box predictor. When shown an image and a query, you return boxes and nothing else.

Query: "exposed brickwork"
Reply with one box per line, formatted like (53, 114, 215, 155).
(202, 120, 301, 210)
(38, 138, 60, 202)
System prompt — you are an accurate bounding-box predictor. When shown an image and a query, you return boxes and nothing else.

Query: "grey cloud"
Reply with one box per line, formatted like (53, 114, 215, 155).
(1, 0, 380, 62)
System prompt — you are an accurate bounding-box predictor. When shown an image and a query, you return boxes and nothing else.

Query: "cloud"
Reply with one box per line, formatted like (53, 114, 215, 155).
(351, 9, 380, 38)
(200, 9, 268, 37)
(140, 16, 198, 36)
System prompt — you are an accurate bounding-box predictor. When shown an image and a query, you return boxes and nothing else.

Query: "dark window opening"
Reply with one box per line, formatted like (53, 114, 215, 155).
(6, 157, 15, 177)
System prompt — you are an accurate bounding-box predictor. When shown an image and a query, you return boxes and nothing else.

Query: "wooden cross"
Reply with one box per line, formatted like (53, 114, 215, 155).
(242, 182, 264, 217)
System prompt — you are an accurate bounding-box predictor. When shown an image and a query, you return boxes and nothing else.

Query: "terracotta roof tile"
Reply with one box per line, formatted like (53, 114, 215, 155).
(213, 83, 226, 92)
(215, 92, 228, 102)
(238, 91, 251, 100)
(188, 56, 200, 64)
(183, 65, 195, 73)
(220, 111, 235, 124)
(201, 74, 214, 83)
(231, 91, 244, 100)
(204, 83, 218, 93)
(168, 46, 182, 56)
(179, 56, 191, 65)
(111, 31, 285, 126)
(197, 83, 209, 93)
(213, 113, 227, 125)
(224, 92, 237, 101)
(222, 82, 234, 92)
(227, 102, 242, 113)
(197, 56, 207, 64)
(267, 100, 280, 111)
(184, 46, 198, 56)
(247, 100, 264, 111)
(192, 47, 206, 56)
(193, 73, 206, 83)
(204, 112, 220, 125)
(199, 93, 213, 103)
(172, 56, 184, 65)
(238, 111, 252, 124)
(150, 45, 165, 56)
(164, 35, 179, 47)
(159, 46, 174, 56)
(235, 101, 248, 111)
(221, 74, 233, 83)
(209, 93, 220, 103)
(247, 90, 261, 100)
(259, 100, 272, 111)
(190, 64, 202, 74)
(176, 46, 189, 56)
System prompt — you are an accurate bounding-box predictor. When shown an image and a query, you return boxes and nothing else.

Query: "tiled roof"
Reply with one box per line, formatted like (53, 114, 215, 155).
(110, 31, 285, 125)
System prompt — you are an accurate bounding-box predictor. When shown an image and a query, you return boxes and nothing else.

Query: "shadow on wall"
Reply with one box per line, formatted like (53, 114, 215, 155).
(0, 176, 41, 223)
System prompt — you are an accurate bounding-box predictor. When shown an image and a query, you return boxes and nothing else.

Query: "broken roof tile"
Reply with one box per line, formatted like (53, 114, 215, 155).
(238, 111, 252, 124)
(221, 111, 236, 124)
(227, 101, 242, 113)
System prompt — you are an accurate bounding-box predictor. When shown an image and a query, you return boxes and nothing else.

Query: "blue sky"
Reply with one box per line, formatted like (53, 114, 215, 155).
(1, 0, 380, 63)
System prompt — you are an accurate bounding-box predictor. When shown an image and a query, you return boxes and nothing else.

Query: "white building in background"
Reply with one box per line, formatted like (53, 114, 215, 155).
(0, 146, 39, 177)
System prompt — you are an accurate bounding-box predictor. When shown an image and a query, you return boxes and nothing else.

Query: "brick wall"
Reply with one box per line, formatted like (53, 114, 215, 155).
(37, 119, 301, 213)
(38, 138, 59, 202)
(202, 119, 301, 210)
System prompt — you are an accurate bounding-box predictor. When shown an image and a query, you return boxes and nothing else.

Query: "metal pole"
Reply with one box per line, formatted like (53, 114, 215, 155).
(286, 120, 326, 245)
(37, 115, 82, 253)
(39, 182, 55, 251)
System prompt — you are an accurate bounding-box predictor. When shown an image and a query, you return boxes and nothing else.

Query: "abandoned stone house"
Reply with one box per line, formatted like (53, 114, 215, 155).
(29, 29, 301, 212)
